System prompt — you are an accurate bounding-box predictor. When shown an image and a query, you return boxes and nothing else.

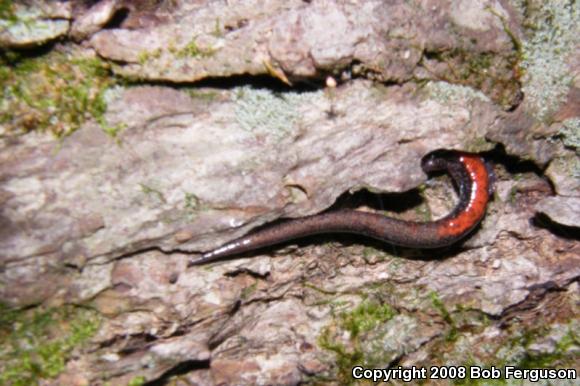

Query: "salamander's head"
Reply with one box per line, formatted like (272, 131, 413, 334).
(421, 150, 454, 173)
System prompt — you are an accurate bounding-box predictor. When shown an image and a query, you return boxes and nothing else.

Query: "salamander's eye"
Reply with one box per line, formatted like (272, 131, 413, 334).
(421, 156, 437, 172)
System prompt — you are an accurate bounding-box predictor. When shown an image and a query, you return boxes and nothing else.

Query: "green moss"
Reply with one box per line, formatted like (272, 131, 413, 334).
(302, 282, 338, 297)
(361, 246, 389, 263)
(176, 38, 216, 59)
(466, 52, 493, 74)
(212, 18, 223, 38)
(414, 201, 433, 222)
(340, 301, 396, 339)
(508, 186, 518, 204)
(139, 183, 166, 204)
(240, 282, 258, 300)
(507, 325, 579, 369)
(0, 51, 116, 138)
(429, 291, 458, 342)
(454, 322, 579, 385)
(184, 192, 201, 211)
(318, 299, 397, 384)
(101, 122, 126, 140)
(186, 89, 220, 102)
(0, 303, 101, 386)
(486, 6, 523, 53)
(453, 304, 492, 328)
(127, 375, 147, 386)
(465, 137, 494, 153)
(318, 330, 364, 385)
(183, 192, 208, 220)
(0, 0, 16, 22)
(422, 48, 519, 109)
(137, 48, 162, 65)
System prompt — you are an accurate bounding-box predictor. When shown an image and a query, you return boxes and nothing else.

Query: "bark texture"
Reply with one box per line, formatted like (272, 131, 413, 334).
(0, 1, 578, 385)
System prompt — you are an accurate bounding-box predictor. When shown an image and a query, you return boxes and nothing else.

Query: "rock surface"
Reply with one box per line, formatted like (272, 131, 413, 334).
(536, 196, 580, 228)
(0, 1, 579, 385)
(0, 2, 71, 48)
(90, 0, 522, 107)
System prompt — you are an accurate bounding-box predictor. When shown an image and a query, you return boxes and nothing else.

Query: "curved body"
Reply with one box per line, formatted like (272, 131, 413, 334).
(188, 151, 493, 266)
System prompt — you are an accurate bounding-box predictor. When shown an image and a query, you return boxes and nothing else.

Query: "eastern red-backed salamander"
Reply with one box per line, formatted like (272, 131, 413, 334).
(188, 150, 493, 266)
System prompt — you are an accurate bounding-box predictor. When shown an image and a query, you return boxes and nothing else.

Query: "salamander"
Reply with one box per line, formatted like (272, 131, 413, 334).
(188, 150, 493, 266)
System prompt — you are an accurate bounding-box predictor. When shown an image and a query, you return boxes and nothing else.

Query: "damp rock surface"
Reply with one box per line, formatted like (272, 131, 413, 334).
(0, 2, 71, 48)
(536, 196, 580, 228)
(89, 0, 522, 107)
(0, 1, 579, 385)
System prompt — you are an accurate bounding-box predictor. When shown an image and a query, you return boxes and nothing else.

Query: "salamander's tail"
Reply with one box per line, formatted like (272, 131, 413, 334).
(188, 249, 229, 267)
(187, 238, 252, 266)
(187, 253, 218, 267)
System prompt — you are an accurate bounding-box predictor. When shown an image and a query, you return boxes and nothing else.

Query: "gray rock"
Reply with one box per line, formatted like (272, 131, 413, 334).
(0, 2, 71, 48)
(70, 0, 120, 41)
(0, 80, 500, 296)
(536, 196, 580, 228)
(90, 0, 521, 106)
